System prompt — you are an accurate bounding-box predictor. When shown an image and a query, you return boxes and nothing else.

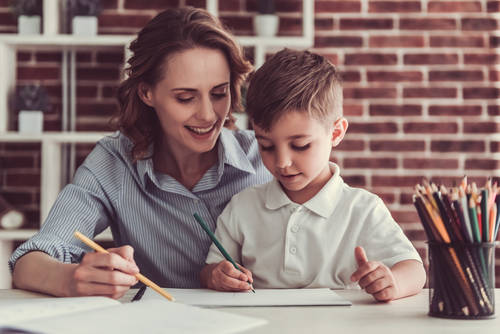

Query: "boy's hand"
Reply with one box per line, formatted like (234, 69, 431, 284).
(202, 261, 253, 292)
(350, 246, 399, 302)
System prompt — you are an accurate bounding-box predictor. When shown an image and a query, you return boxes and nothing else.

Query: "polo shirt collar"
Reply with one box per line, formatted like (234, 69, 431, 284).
(264, 162, 343, 218)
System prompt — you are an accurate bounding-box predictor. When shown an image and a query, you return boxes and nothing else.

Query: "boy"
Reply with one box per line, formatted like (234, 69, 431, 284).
(200, 49, 426, 302)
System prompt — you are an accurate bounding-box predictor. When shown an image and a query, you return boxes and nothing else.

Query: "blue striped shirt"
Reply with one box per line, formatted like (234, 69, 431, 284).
(9, 128, 272, 288)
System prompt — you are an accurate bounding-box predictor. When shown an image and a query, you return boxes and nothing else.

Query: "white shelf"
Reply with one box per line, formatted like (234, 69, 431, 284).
(0, 34, 134, 49)
(0, 228, 113, 241)
(0, 131, 111, 143)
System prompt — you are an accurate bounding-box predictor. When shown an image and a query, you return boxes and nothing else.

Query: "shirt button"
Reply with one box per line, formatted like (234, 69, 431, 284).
(290, 246, 297, 254)
(291, 225, 299, 233)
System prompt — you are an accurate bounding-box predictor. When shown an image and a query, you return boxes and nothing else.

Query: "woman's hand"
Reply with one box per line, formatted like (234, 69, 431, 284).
(200, 261, 253, 292)
(65, 245, 140, 299)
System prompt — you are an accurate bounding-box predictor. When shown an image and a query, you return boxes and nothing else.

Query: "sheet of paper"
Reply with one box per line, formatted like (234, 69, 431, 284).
(5, 300, 267, 334)
(143, 288, 352, 307)
(0, 296, 119, 324)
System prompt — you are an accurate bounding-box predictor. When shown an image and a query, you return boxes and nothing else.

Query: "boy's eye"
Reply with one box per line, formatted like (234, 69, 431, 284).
(292, 144, 310, 151)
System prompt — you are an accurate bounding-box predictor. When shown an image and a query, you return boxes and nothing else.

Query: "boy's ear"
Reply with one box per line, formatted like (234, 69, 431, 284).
(331, 117, 348, 147)
(138, 82, 154, 107)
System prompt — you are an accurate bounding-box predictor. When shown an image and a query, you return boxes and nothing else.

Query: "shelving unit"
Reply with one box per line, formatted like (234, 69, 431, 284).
(0, 0, 314, 288)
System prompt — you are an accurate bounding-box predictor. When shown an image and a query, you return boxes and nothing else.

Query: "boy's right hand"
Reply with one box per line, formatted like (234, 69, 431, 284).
(65, 245, 140, 299)
(202, 261, 254, 292)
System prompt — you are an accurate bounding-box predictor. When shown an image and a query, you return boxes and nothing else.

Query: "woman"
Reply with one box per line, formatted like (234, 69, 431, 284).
(10, 7, 271, 299)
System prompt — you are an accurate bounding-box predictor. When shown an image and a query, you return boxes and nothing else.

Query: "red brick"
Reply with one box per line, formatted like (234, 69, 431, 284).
(428, 1, 482, 12)
(102, 86, 118, 98)
(344, 158, 398, 169)
(77, 52, 92, 63)
(491, 36, 500, 48)
(99, 14, 152, 29)
(429, 70, 483, 81)
(369, 35, 424, 48)
(0, 12, 16, 26)
(341, 71, 361, 82)
(219, 0, 240, 11)
(35, 52, 62, 62)
(372, 176, 423, 187)
(428, 105, 482, 116)
(430, 36, 484, 48)
(487, 1, 500, 12)
(465, 159, 500, 170)
(462, 18, 497, 31)
(315, 1, 361, 12)
(0, 191, 35, 207)
(315, 18, 334, 31)
(491, 142, 500, 152)
(343, 104, 363, 116)
(340, 19, 393, 30)
(399, 193, 414, 205)
(431, 140, 485, 152)
(348, 122, 398, 133)
(369, 1, 421, 12)
(342, 175, 366, 187)
(463, 87, 500, 99)
(44, 85, 62, 98)
(17, 52, 31, 62)
(4, 143, 40, 151)
(488, 105, 500, 116)
(335, 139, 365, 151)
(77, 86, 99, 98)
(185, 0, 205, 8)
(345, 53, 397, 65)
(463, 122, 500, 133)
(403, 122, 458, 134)
(400, 18, 456, 30)
(124, 0, 178, 9)
(275, 0, 302, 12)
(96, 51, 124, 63)
(320, 53, 338, 65)
(76, 120, 114, 132)
(403, 158, 459, 169)
(17, 66, 60, 80)
(101, 0, 119, 9)
(5, 173, 40, 187)
(367, 71, 422, 82)
(77, 103, 118, 116)
(76, 67, 120, 81)
(279, 17, 301, 36)
(374, 192, 396, 204)
(370, 140, 425, 151)
(403, 87, 456, 98)
(464, 53, 498, 64)
(391, 210, 420, 224)
(404, 53, 458, 65)
(314, 36, 363, 48)
(344, 88, 397, 99)
(369, 104, 421, 116)
(0, 156, 36, 169)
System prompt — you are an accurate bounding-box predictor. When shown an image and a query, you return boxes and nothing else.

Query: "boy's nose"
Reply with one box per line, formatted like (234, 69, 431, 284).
(275, 151, 292, 169)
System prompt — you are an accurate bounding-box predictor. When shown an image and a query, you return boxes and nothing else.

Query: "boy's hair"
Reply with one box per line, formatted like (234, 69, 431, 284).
(246, 48, 342, 131)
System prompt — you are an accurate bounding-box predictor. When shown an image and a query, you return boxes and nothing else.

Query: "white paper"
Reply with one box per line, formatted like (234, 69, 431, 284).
(1, 299, 266, 334)
(143, 288, 352, 307)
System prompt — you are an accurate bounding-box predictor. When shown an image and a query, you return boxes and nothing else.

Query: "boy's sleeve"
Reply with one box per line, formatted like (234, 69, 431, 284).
(358, 197, 422, 268)
(205, 198, 243, 265)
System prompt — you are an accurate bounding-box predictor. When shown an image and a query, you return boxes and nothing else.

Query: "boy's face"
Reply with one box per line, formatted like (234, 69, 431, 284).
(254, 111, 347, 203)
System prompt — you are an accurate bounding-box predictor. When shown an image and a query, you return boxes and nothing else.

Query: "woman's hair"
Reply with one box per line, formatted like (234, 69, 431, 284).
(246, 48, 343, 131)
(113, 7, 252, 161)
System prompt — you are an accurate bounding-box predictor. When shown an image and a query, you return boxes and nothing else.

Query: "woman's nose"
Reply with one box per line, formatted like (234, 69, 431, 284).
(196, 96, 215, 121)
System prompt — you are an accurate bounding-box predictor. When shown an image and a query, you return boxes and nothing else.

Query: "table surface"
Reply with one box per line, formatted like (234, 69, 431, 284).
(1, 288, 498, 333)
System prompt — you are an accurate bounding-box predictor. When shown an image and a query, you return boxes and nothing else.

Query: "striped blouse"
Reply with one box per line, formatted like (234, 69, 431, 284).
(9, 128, 272, 288)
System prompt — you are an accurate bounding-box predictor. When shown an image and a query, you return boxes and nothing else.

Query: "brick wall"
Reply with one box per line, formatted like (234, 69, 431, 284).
(0, 0, 499, 286)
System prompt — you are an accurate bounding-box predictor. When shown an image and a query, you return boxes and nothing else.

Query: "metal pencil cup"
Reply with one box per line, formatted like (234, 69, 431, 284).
(428, 242, 496, 319)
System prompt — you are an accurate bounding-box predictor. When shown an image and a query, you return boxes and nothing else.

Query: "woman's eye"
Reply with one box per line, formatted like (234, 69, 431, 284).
(212, 92, 228, 100)
(259, 145, 274, 151)
(177, 96, 194, 103)
(292, 144, 310, 151)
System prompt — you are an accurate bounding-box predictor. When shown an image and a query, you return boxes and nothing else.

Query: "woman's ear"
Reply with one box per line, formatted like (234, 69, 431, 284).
(331, 117, 348, 147)
(138, 82, 154, 107)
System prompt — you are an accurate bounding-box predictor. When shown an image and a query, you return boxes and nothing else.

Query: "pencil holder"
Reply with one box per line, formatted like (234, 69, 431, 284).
(428, 242, 496, 319)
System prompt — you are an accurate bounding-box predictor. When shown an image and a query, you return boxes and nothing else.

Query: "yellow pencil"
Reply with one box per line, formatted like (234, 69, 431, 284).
(74, 231, 175, 302)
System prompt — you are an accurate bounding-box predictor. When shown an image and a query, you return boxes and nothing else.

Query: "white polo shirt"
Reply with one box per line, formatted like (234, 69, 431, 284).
(206, 163, 422, 289)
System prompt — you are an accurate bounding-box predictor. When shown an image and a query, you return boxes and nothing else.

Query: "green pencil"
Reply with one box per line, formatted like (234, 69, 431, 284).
(193, 213, 255, 293)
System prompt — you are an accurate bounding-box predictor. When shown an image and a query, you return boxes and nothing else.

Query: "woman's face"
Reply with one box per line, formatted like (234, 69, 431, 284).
(140, 47, 231, 156)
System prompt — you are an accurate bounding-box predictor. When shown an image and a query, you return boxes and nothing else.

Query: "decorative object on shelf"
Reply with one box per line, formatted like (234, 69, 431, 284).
(10, 0, 43, 35)
(0, 194, 25, 230)
(69, 0, 101, 36)
(254, 0, 279, 37)
(15, 85, 50, 133)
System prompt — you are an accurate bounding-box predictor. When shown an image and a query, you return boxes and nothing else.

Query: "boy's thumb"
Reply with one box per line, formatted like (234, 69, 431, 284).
(354, 246, 368, 266)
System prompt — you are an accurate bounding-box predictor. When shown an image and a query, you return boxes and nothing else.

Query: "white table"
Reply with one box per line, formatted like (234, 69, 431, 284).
(1, 289, 498, 333)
